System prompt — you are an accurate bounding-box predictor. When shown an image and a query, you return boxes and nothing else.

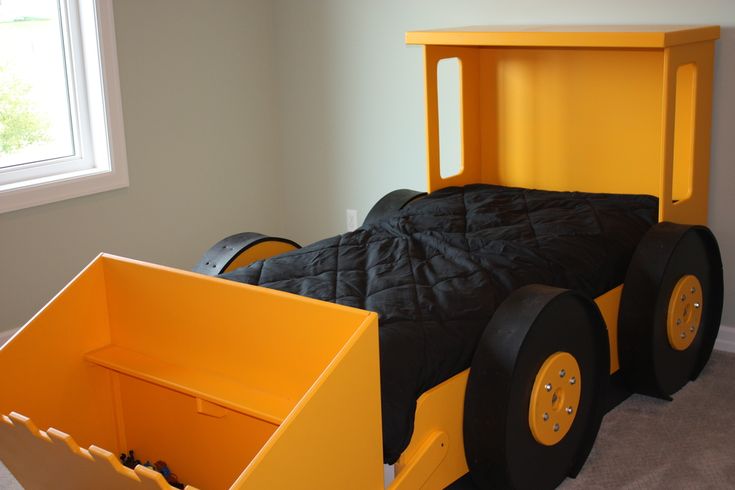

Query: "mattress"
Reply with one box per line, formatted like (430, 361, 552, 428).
(220, 184, 658, 463)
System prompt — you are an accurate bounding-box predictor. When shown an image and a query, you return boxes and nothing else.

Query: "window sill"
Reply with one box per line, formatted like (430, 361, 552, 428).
(0, 163, 129, 214)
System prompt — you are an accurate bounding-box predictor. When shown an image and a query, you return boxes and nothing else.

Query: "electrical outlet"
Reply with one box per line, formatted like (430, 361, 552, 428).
(346, 209, 358, 232)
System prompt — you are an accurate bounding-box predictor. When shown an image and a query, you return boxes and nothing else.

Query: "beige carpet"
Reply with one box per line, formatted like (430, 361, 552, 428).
(560, 350, 735, 489)
(2, 351, 734, 489)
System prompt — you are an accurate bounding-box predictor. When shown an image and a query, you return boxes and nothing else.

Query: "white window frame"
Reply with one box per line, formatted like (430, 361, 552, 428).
(0, 0, 128, 213)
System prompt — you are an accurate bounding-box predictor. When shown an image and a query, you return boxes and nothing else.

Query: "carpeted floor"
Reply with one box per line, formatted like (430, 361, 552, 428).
(2, 351, 734, 489)
(559, 350, 735, 489)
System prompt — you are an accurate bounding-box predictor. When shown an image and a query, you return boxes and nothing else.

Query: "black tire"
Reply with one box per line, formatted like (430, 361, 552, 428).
(618, 222, 723, 398)
(464, 285, 609, 490)
(193, 232, 301, 276)
(362, 189, 425, 227)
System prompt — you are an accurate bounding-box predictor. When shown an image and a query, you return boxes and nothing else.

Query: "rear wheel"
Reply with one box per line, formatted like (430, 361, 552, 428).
(193, 232, 301, 276)
(362, 189, 425, 227)
(618, 222, 723, 398)
(464, 285, 609, 490)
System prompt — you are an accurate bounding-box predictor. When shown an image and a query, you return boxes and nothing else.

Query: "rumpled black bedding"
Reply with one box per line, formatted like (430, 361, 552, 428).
(220, 184, 658, 463)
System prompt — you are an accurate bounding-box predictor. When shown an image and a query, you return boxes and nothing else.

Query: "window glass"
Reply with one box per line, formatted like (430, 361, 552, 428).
(0, 0, 75, 169)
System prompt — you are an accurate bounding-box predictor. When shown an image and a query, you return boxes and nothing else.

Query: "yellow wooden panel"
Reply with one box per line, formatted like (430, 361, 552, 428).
(426, 45, 667, 196)
(393, 370, 469, 490)
(423, 46, 482, 191)
(233, 314, 383, 489)
(407, 25, 720, 48)
(0, 255, 384, 489)
(483, 47, 664, 196)
(658, 42, 715, 225)
(117, 375, 276, 490)
(594, 285, 623, 374)
(0, 257, 119, 452)
(420, 27, 717, 227)
(101, 256, 368, 405)
(85, 346, 292, 424)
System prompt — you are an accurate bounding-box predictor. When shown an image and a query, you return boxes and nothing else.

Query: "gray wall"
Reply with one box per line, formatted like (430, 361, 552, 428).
(272, 0, 735, 325)
(0, 0, 283, 331)
(1, 0, 733, 332)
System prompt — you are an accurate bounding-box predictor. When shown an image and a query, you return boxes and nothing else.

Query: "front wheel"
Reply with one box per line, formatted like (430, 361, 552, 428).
(464, 285, 610, 490)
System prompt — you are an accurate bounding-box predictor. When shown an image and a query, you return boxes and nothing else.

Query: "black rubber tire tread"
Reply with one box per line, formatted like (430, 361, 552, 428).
(464, 285, 610, 490)
(193, 232, 301, 276)
(618, 222, 723, 398)
(362, 189, 426, 227)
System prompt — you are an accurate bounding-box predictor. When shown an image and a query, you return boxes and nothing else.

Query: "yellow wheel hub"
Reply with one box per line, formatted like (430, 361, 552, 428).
(667, 274, 703, 351)
(529, 351, 581, 446)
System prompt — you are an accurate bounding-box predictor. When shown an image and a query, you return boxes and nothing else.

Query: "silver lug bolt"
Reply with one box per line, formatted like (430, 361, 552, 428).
(569, 377, 576, 385)
(676, 318, 682, 325)
(566, 406, 573, 415)
(691, 287, 696, 294)
(681, 332, 686, 339)
(545, 383, 552, 392)
(559, 369, 566, 378)
(690, 326, 695, 332)
(553, 423, 560, 432)
(543, 412, 549, 421)
(695, 302, 701, 309)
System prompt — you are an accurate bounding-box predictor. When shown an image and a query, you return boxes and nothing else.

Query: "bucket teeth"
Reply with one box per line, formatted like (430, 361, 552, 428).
(90, 446, 174, 489)
(89, 445, 140, 478)
(134, 464, 173, 488)
(47, 427, 92, 460)
(1, 412, 182, 489)
(8, 412, 43, 438)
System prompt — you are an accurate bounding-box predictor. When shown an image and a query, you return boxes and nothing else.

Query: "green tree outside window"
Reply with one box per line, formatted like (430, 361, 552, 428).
(0, 64, 49, 155)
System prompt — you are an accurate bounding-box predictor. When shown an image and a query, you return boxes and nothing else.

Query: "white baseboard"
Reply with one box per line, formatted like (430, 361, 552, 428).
(714, 325, 735, 354)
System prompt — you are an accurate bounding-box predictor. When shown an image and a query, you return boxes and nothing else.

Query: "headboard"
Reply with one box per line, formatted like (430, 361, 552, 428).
(406, 25, 720, 225)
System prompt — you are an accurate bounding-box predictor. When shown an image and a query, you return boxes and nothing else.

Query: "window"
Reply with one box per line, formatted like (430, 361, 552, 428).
(0, 0, 127, 213)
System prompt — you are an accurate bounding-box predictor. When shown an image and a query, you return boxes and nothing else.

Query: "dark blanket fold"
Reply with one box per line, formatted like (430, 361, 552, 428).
(220, 184, 658, 463)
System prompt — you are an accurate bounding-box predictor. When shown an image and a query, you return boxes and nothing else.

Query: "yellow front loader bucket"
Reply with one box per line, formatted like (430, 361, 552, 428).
(0, 254, 383, 490)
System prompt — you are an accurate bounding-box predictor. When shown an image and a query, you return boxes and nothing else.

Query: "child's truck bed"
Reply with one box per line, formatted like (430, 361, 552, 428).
(0, 255, 383, 489)
(0, 24, 722, 490)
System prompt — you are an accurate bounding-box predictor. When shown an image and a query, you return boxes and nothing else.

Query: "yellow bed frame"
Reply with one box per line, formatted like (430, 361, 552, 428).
(0, 25, 719, 490)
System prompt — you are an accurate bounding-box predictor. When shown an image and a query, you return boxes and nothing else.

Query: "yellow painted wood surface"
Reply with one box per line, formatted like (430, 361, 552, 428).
(0, 254, 382, 489)
(406, 25, 719, 48)
(393, 371, 468, 490)
(596, 285, 623, 373)
(413, 25, 717, 225)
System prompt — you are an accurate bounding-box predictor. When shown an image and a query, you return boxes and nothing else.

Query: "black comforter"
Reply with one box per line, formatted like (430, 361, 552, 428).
(221, 184, 658, 463)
